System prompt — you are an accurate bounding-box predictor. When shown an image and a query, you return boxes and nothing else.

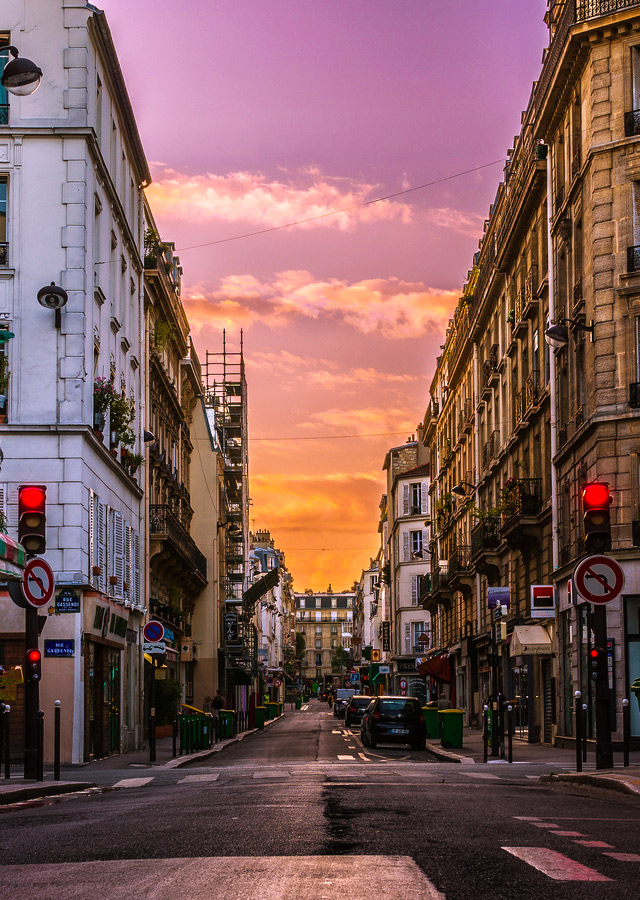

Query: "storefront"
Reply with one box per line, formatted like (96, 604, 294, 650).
(509, 624, 553, 743)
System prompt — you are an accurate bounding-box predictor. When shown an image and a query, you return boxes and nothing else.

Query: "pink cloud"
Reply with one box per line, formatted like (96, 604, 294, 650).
(183, 271, 459, 339)
(146, 164, 412, 232)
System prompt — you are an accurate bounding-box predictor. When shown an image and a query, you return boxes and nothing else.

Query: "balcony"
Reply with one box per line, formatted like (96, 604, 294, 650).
(0, 105, 7, 126)
(149, 504, 207, 586)
(481, 430, 499, 471)
(500, 478, 544, 556)
(627, 245, 640, 273)
(471, 518, 501, 556)
(572, 276, 583, 314)
(524, 266, 538, 314)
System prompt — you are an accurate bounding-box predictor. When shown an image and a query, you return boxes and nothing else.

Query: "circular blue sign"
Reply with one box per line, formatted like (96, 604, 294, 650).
(143, 620, 165, 643)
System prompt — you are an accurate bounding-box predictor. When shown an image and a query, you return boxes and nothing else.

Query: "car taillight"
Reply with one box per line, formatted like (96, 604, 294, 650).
(419, 714, 425, 723)
(373, 711, 381, 721)
(349, 705, 357, 712)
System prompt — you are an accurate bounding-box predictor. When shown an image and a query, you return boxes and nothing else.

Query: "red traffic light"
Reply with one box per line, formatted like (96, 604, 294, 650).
(581, 482, 612, 553)
(590, 648, 599, 659)
(25, 648, 41, 683)
(582, 483, 611, 512)
(18, 484, 46, 555)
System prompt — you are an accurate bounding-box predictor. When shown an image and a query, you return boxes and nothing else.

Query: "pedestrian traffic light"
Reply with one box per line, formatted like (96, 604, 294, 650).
(581, 482, 611, 552)
(18, 484, 46, 555)
(589, 646, 606, 681)
(25, 648, 41, 683)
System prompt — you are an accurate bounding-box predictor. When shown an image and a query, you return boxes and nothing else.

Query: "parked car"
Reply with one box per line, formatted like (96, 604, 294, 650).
(333, 687, 355, 717)
(360, 695, 426, 750)
(345, 695, 373, 727)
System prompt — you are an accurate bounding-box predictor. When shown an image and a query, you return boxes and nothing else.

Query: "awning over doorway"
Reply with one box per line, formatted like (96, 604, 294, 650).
(510, 624, 552, 657)
(0, 533, 25, 581)
(417, 652, 451, 683)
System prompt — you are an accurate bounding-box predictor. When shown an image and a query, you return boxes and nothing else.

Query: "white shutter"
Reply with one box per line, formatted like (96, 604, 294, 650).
(89, 489, 95, 581)
(404, 622, 411, 654)
(422, 529, 429, 554)
(0, 484, 6, 531)
(133, 530, 141, 606)
(411, 575, 419, 607)
(421, 482, 428, 515)
(403, 532, 410, 562)
(113, 512, 124, 597)
(125, 524, 132, 597)
(98, 501, 107, 593)
(5, 485, 18, 536)
(402, 484, 410, 516)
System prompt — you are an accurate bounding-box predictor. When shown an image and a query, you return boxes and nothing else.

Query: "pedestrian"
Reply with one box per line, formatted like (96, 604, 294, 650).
(437, 692, 453, 710)
(211, 691, 225, 717)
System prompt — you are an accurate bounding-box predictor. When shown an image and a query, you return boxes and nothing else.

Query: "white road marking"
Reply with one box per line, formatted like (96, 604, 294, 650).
(530, 823, 561, 829)
(554, 831, 585, 837)
(178, 774, 220, 784)
(463, 772, 500, 780)
(301, 704, 309, 710)
(0, 855, 450, 899)
(338, 755, 356, 760)
(502, 847, 611, 881)
(575, 841, 614, 849)
(604, 852, 640, 862)
(358, 753, 371, 762)
(112, 777, 154, 788)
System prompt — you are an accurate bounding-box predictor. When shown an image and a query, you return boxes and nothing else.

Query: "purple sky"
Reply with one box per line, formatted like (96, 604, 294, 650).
(104, 0, 550, 589)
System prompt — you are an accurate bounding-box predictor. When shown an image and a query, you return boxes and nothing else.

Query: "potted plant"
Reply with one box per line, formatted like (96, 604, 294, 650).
(0, 355, 9, 423)
(123, 451, 144, 475)
(93, 376, 116, 436)
(152, 320, 175, 353)
(109, 393, 135, 452)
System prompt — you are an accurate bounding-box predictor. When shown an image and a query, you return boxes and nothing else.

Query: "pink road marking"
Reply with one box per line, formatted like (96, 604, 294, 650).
(502, 847, 611, 881)
(604, 853, 640, 862)
(554, 831, 585, 837)
(531, 823, 561, 829)
(575, 841, 614, 849)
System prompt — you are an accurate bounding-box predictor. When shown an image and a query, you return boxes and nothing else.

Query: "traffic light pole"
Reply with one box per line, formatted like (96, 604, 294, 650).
(592, 604, 613, 769)
(24, 603, 40, 779)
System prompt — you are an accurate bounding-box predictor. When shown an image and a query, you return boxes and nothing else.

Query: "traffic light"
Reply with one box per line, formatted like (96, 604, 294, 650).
(18, 484, 46, 555)
(25, 648, 41, 683)
(589, 646, 606, 682)
(581, 482, 611, 553)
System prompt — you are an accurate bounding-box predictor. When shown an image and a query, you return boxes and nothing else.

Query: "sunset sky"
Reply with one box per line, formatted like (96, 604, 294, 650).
(104, 0, 549, 590)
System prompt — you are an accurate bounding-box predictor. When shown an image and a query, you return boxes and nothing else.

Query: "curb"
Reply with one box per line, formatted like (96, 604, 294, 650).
(0, 781, 96, 806)
(163, 712, 286, 769)
(540, 771, 640, 798)
(425, 740, 475, 764)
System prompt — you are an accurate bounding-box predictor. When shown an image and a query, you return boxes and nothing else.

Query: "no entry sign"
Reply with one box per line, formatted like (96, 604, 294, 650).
(573, 555, 625, 605)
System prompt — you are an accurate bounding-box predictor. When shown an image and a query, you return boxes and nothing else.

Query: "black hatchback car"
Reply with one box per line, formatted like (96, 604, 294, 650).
(344, 695, 373, 727)
(361, 696, 426, 750)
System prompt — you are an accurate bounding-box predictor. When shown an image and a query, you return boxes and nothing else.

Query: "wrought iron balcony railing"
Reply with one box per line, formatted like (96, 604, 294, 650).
(149, 504, 207, 581)
(448, 544, 472, 579)
(471, 518, 501, 556)
(500, 478, 543, 526)
(0, 105, 7, 126)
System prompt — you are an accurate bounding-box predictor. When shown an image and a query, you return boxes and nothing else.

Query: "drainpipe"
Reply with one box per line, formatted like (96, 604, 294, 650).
(473, 342, 482, 635)
(545, 144, 559, 573)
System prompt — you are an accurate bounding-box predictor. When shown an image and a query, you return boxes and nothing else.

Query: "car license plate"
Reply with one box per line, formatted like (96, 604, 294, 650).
(390, 728, 409, 735)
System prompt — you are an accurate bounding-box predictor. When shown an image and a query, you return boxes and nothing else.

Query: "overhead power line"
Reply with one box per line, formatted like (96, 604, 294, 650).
(251, 430, 415, 442)
(176, 158, 506, 252)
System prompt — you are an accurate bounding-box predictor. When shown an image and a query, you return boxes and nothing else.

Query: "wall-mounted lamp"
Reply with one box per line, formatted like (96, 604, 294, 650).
(452, 481, 475, 497)
(544, 317, 594, 350)
(0, 45, 43, 96)
(37, 282, 68, 329)
(143, 430, 155, 444)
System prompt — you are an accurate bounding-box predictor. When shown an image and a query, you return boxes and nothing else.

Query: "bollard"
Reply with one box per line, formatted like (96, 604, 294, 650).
(149, 706, 156, 763)
(483, 705, 489, 764)
(179, 713, 184, 755)
(37, 710, 45, 782)
(0, 702, 4, 771)
(574, 691, 583, 773)
(582, 704, 588, 763)
(3, 704, 9, 780)
(173, 717, 178, 758)
(54, 701, 61, 781)
(622, 699, 630, 768)
(507, 705, 513, 763)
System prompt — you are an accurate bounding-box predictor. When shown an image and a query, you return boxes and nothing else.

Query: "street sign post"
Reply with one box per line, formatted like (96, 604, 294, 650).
(573, 554, 624, 605)
(22, 558, 55, 608)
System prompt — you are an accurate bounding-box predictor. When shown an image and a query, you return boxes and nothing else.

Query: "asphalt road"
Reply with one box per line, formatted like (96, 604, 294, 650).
(1, 702, 639, 899)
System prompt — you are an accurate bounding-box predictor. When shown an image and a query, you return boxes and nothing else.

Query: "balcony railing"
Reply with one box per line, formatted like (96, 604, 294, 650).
(0, 105, 7, 126)
(500, 478, 543, 525)
(625, 109, 640, 137)
(149, 504, 207, 581)
(525, 266, 538, 306)
(482, 430, 499, 470)
(471, 518, 501, 556)
(578, 1, 640, 21)
(0, 243, 7, 266)
(448, 544, 472, 578)
(431, 564, 450, 593)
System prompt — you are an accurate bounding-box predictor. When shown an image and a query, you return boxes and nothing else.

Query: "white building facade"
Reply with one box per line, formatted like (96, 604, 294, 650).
(0, 1, 149, 763)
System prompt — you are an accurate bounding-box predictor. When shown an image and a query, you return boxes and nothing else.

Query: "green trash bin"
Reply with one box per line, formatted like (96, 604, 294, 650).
(422, 706, 439, 740)
(219, 709, 235, 739)
(439, 709, 464, 748)
(254, 706, 266, 730)
(295, 697, 302, 710)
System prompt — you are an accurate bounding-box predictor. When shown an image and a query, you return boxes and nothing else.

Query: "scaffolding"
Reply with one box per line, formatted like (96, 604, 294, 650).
(202, 330, 249, 608)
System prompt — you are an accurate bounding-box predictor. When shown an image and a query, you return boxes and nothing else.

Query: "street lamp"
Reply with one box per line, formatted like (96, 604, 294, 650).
(452, 480, 475, 497)
(0, 45, 43, 96)
(544, 317, 594, 350)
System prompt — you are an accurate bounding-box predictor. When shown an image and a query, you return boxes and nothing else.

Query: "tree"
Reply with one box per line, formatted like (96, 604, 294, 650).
(295, 632, 306, 661)
(331, 645, 350, 673)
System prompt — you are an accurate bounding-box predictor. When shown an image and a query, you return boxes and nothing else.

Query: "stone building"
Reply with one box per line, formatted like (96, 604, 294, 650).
(421, 0, 640, 744)
(294, 590, 355, 690)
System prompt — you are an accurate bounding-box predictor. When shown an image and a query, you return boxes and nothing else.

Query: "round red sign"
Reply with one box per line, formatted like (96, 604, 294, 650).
(22, 558, 55, 608)
(573, 554, 625, 605)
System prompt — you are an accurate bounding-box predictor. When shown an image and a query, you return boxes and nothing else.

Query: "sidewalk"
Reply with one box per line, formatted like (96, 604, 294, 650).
(426, 723, 640, 798)
(0, 713, 285, 805)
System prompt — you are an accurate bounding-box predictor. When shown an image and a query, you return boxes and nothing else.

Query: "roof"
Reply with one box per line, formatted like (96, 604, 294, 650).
(397, 463, 430, 480)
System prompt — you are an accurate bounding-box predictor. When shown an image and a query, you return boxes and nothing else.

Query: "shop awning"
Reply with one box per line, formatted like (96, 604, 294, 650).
(242, 566, 280, 614)
(510, 624, 552, 657)
(417, 652, 452, 683)
(0, 533, 25, 581)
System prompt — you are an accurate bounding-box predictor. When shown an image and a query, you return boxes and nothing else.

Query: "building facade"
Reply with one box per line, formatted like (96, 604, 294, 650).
(294, 590, 355, 690)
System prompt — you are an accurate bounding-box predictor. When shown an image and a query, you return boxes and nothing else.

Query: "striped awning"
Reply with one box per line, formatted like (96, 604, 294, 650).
(0, 533, 25, 581)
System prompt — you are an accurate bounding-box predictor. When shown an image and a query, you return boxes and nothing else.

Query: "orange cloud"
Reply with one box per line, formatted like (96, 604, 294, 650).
(146, 165, 411, 231)
(426, 207, 486, 238)
(183, 271, 459, 339)
(247, 351, 419, 391)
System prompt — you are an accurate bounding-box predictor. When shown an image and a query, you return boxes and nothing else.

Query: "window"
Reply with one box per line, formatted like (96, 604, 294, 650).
(412, 622, 429, 652)
(403, 529, 426, 561)
(315, 653, 322, 666)
(315, 639, 321, 649)
(316, 625, 322, 634)
(331, 624, 337, 634)
(0, 176, 7, 265)
(0, 39, 9, 125)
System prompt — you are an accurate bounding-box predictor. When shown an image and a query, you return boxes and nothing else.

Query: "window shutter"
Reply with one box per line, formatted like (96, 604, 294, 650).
(402, 484, 410, 516)
(404, 622, 411, 653)
(421, 482, 428, 515)
(422, 529, 429, 553)
(411, 575, 419, 607)
(403, 531, 410, 562)
(133, 530, 141, 606)
(0, 484, 6, 529)
(125, 524, 132, 598)
(98, 501, 107, 593)
(89, 490, 95, 581)
(5, 484, 18, 535)
(113, 512, 124, 596)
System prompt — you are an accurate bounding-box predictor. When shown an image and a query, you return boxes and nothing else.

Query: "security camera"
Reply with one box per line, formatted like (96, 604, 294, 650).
(37, 282, 68, 311)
